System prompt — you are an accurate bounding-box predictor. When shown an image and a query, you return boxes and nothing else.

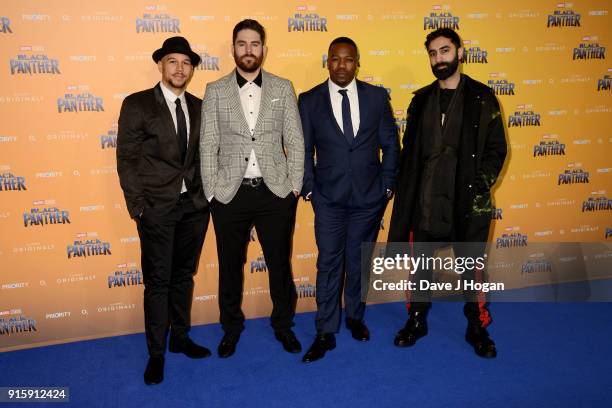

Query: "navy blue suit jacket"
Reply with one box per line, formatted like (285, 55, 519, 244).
(299, 80, 399, 208)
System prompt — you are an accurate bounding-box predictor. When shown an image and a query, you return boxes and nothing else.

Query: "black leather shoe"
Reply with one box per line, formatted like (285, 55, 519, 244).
(346, 318, 370, 342)
(144, 356, 164, 385)
(465, 325, 497, 358)
(394, 311, 428, 347)
(217, 333, 240, 358)
(275, 330, 302, 353)
(302, 334, 336, 363)
(168, 337, 212, 359)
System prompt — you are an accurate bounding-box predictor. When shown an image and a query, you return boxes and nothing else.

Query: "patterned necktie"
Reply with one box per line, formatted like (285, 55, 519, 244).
(175, 98, 187, 163)
(338, 89, 354, 144)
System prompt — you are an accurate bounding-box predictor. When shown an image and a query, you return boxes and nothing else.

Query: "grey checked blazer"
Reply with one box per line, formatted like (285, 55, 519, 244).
(200, 69, 304, 204)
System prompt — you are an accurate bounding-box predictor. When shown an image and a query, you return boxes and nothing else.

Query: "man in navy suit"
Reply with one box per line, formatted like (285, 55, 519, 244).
(299, 37, 399, 362)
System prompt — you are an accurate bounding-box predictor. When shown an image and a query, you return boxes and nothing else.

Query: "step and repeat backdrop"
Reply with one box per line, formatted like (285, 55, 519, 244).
(1, 1, 610, 351)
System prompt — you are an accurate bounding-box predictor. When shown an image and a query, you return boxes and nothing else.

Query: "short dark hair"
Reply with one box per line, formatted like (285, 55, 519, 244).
(328, 36, 359, 57)
(425, 28, 462, 50)
(232, 19, 266, 45)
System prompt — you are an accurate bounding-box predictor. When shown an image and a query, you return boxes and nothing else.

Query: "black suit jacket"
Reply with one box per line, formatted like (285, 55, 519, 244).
(117, 83, 207, 218)
(388, 74, 507, 242)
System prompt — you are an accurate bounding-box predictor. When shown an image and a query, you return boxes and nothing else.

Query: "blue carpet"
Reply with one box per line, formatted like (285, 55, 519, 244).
(1, 299, 611, 407)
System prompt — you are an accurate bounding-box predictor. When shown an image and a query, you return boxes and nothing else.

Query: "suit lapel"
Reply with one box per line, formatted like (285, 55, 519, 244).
(321, 82, 350, 145)
(223, 70, 251, 135)
(255, 70, 274, 134)
(154, 84, 181, 161)
(185, 93, 199, 159)
(355, 80, 368, 140)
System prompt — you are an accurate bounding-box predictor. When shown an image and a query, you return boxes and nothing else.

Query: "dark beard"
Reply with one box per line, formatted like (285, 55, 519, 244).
(234, 53, 263, 73)
(431, 52, 459, 80)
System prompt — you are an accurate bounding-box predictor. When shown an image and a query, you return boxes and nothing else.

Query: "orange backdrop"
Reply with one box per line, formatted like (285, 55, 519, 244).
(1, 1, 610, 351)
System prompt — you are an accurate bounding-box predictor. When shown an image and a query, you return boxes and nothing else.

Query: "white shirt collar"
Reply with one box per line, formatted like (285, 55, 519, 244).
(159, 81, 186, 105)
(328, 77, 357, 96)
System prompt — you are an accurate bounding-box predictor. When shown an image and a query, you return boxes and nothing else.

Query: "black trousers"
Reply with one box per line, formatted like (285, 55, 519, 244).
(409, 220, 493, 328)
(211, 184, 298, 335)
(136, 196, 209, 356)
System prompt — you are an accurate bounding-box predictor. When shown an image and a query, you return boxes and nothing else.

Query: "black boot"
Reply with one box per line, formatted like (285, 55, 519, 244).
(144, 356, 164, 385)
(394, 311, 428, 347)
(465, 325, 497, 358)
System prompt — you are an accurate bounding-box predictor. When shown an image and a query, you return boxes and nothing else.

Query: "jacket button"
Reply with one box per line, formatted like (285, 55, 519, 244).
(349, 149, 353, 152)
(473, 124, 478, 128)
(252, 137, 255, 141)
(468, 184, 472, 188)
(472, 154, 476, 158)
(244, 157, 248, 161)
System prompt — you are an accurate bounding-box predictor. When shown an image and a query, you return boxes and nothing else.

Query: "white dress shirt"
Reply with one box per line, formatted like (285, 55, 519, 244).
(238, 77, 263, 178)
(328, 78, 360, 136)
(159, 81, 189, 193)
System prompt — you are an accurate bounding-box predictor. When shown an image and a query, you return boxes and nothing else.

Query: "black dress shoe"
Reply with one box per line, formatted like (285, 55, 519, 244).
(346, 318, 370, 342)
(217, 333, 240, 358)
(465, 325, 497, 358)
(394, 311, 428, 347)
(168, 337, 212, 359)
(302, 334, 336, 363)
(275, 330, 302, 353)
(144, 356, 164, 385)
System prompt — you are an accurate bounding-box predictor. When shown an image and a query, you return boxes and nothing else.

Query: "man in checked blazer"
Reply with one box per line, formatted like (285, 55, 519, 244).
(117, 37, 211, 385)
(200, 19, 305, 358)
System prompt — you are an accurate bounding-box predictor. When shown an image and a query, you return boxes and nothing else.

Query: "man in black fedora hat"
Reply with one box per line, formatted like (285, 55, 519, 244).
(117, 36, 210, 385)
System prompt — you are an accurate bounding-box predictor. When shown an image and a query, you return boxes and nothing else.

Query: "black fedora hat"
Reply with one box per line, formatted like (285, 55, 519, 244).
(152, 36, 201, 65)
